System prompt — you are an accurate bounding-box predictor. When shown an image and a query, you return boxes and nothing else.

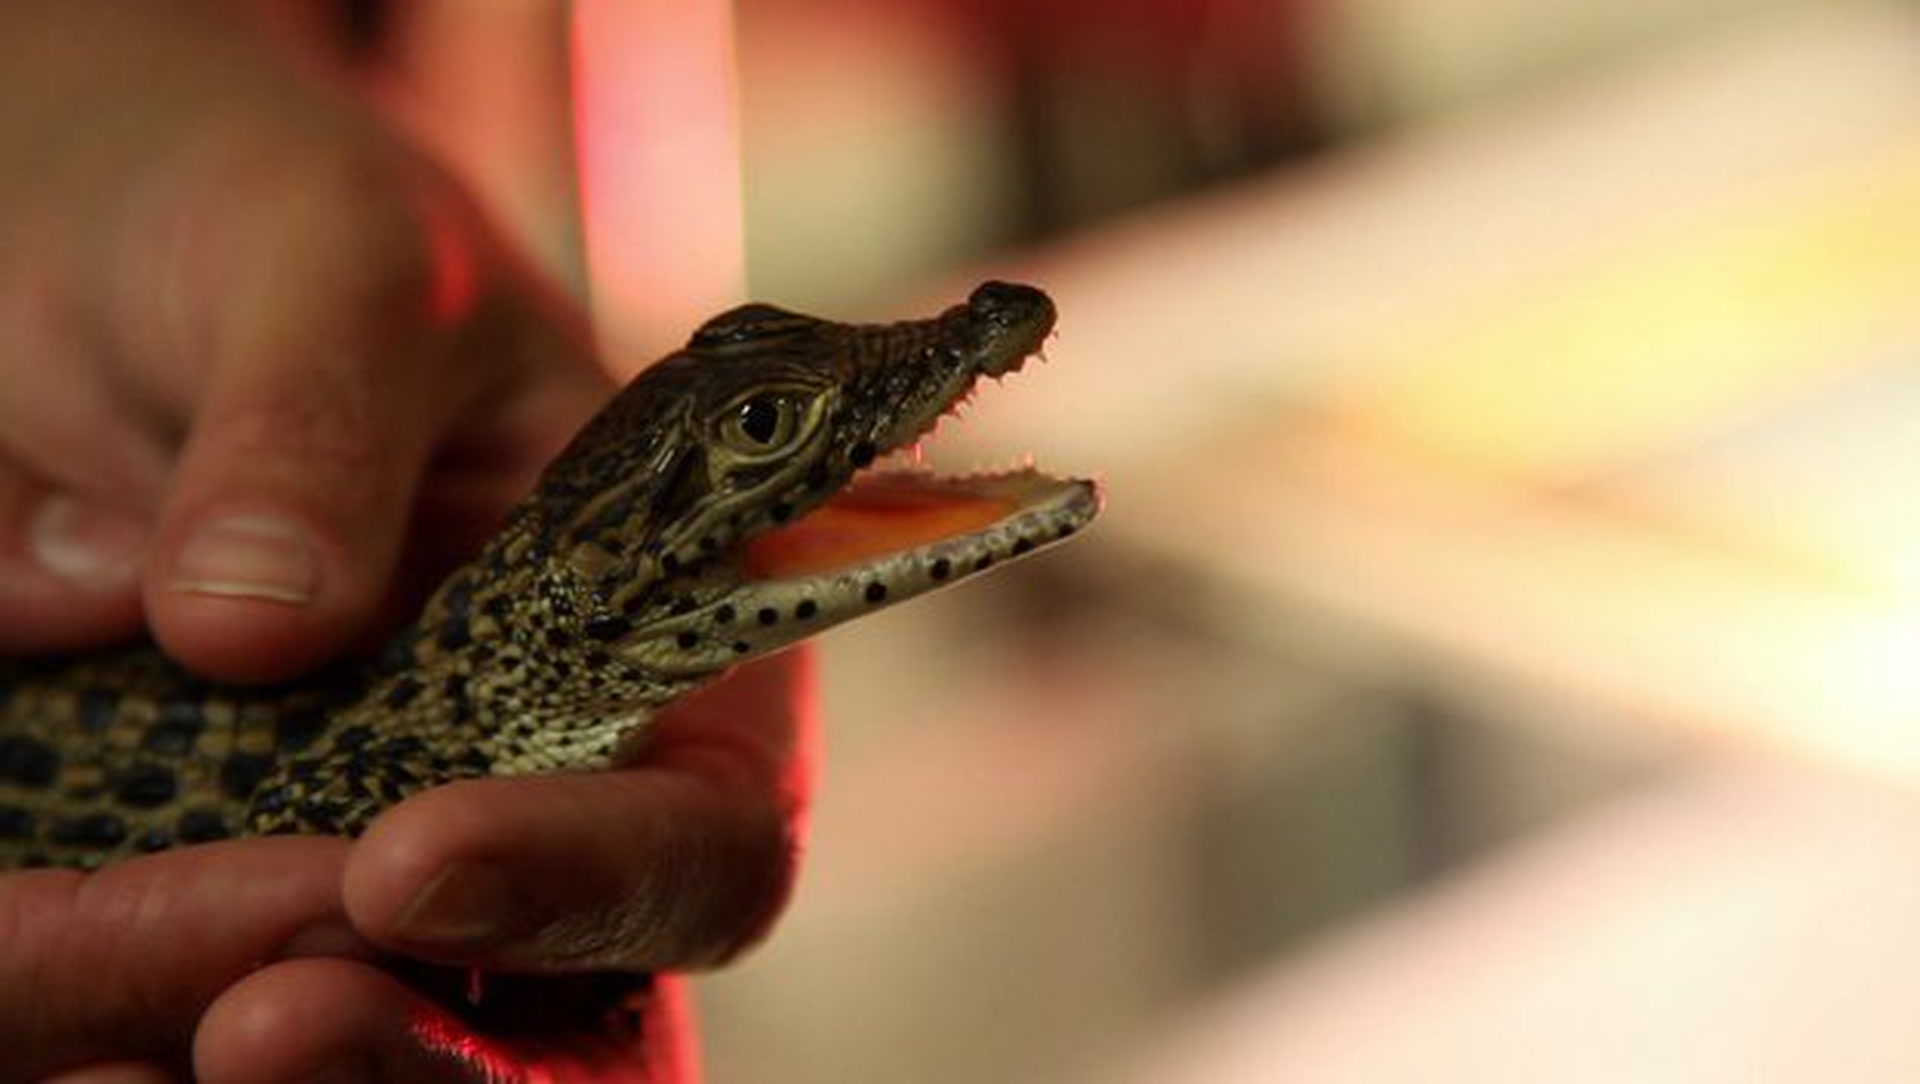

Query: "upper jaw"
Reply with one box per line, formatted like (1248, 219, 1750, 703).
(735, 282, 1089, 604)
(870, 281, 1058, 454)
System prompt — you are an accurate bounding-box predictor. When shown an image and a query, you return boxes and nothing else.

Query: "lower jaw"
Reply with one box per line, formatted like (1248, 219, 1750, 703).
(742, 469, 1067, 581)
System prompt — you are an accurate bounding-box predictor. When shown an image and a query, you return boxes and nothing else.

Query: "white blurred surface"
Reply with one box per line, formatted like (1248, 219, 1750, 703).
(1120, 763, 1920, 1084)
(972, 0, 1920, 778)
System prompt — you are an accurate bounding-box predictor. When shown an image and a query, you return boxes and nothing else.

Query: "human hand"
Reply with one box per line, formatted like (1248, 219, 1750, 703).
(0, 1, 607, 677)
(0, 3, 806, 1079)
(4, 659, 806, 1082)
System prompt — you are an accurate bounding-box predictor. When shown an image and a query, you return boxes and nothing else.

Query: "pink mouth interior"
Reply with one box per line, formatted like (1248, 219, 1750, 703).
(743, 473, 1020, 580)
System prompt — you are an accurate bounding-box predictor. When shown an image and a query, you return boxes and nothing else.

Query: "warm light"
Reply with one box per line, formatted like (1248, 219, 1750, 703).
(409, 1005, 533, 1083)
(1778, 604, 1920, 777)
(1287, 138, 1920, 780)
(1343, 146, 1920, 484)
(571, 0, 745, 365)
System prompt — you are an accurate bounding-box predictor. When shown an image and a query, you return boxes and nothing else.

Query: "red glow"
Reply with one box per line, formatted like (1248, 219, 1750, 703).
(409, 1004, 528, 1081)
(570, 0, 744, 365)
(782, 645, 822, 854)
(641, 976, 705, 1084)
(407, 977, 703, 1081)
(421, 199, 481, 324)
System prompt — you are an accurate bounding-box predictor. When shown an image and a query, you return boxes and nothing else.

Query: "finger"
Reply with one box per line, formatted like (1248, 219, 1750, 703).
(0, 275, 169, 653)
(0, 219, 178, 509)
(0, 463, 146, 653)
(195, 957, 671, 1084)
(344, 654, 812, 970)
(0, 836, 360, 1078)
(137, 147, 496, 683)
(195, 958, 497, 1084)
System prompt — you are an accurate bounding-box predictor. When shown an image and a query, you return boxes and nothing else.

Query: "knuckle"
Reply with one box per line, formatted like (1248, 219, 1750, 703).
(205, 381, 385, 476)
(190, 132, 454, 345)
(253, 140, 471, 330)
(541, 789, 796, 970)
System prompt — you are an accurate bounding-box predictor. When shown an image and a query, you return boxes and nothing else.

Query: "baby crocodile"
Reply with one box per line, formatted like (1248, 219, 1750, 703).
(0, 282, 1097, 869)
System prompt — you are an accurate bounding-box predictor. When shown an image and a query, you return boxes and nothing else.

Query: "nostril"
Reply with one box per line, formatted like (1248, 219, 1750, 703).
(957, 282, 1056, 377)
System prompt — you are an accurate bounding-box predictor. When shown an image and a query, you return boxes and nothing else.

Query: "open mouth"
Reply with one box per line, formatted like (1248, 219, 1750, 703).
(620, 282, 1098, 679)
(742, 285, 1099, 591)
(743, 466, 1097, 582)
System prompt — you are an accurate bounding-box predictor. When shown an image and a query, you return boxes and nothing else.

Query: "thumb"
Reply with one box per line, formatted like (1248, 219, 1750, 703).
(145, 349, 450, 683)
(139, 155, 491, 683)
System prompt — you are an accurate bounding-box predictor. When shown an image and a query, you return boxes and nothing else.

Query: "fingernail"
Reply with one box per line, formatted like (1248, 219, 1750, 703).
(388, 863, 514, 948)
(169, 513, 318, 604)
(27, 495, 148, 589)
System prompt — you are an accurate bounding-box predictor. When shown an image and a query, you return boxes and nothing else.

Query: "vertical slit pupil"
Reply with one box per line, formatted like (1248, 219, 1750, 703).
(739, 398, 784, 444)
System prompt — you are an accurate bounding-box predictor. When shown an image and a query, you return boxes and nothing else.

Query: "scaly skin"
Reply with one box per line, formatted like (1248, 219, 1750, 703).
(0, 282, 1097, 869)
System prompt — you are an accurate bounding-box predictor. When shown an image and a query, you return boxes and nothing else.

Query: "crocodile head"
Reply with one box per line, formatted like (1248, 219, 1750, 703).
(525, 281, 1098, 687)
(245, 283, 1097, 830)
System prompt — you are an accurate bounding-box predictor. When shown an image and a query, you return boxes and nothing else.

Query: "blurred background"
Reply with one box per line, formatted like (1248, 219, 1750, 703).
(449, 0, 1920, 1079)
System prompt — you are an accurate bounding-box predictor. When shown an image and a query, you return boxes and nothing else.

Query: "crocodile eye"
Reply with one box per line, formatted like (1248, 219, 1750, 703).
(722, 394, 799, 452)
(740, 397, 784, 443)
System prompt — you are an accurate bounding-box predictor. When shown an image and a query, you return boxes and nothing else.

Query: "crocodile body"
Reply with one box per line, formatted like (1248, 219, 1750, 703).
(0, 282, 1096, 869)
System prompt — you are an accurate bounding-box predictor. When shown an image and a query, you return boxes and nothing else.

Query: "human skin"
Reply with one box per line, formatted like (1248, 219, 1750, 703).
(0, 2, 804, 1079)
